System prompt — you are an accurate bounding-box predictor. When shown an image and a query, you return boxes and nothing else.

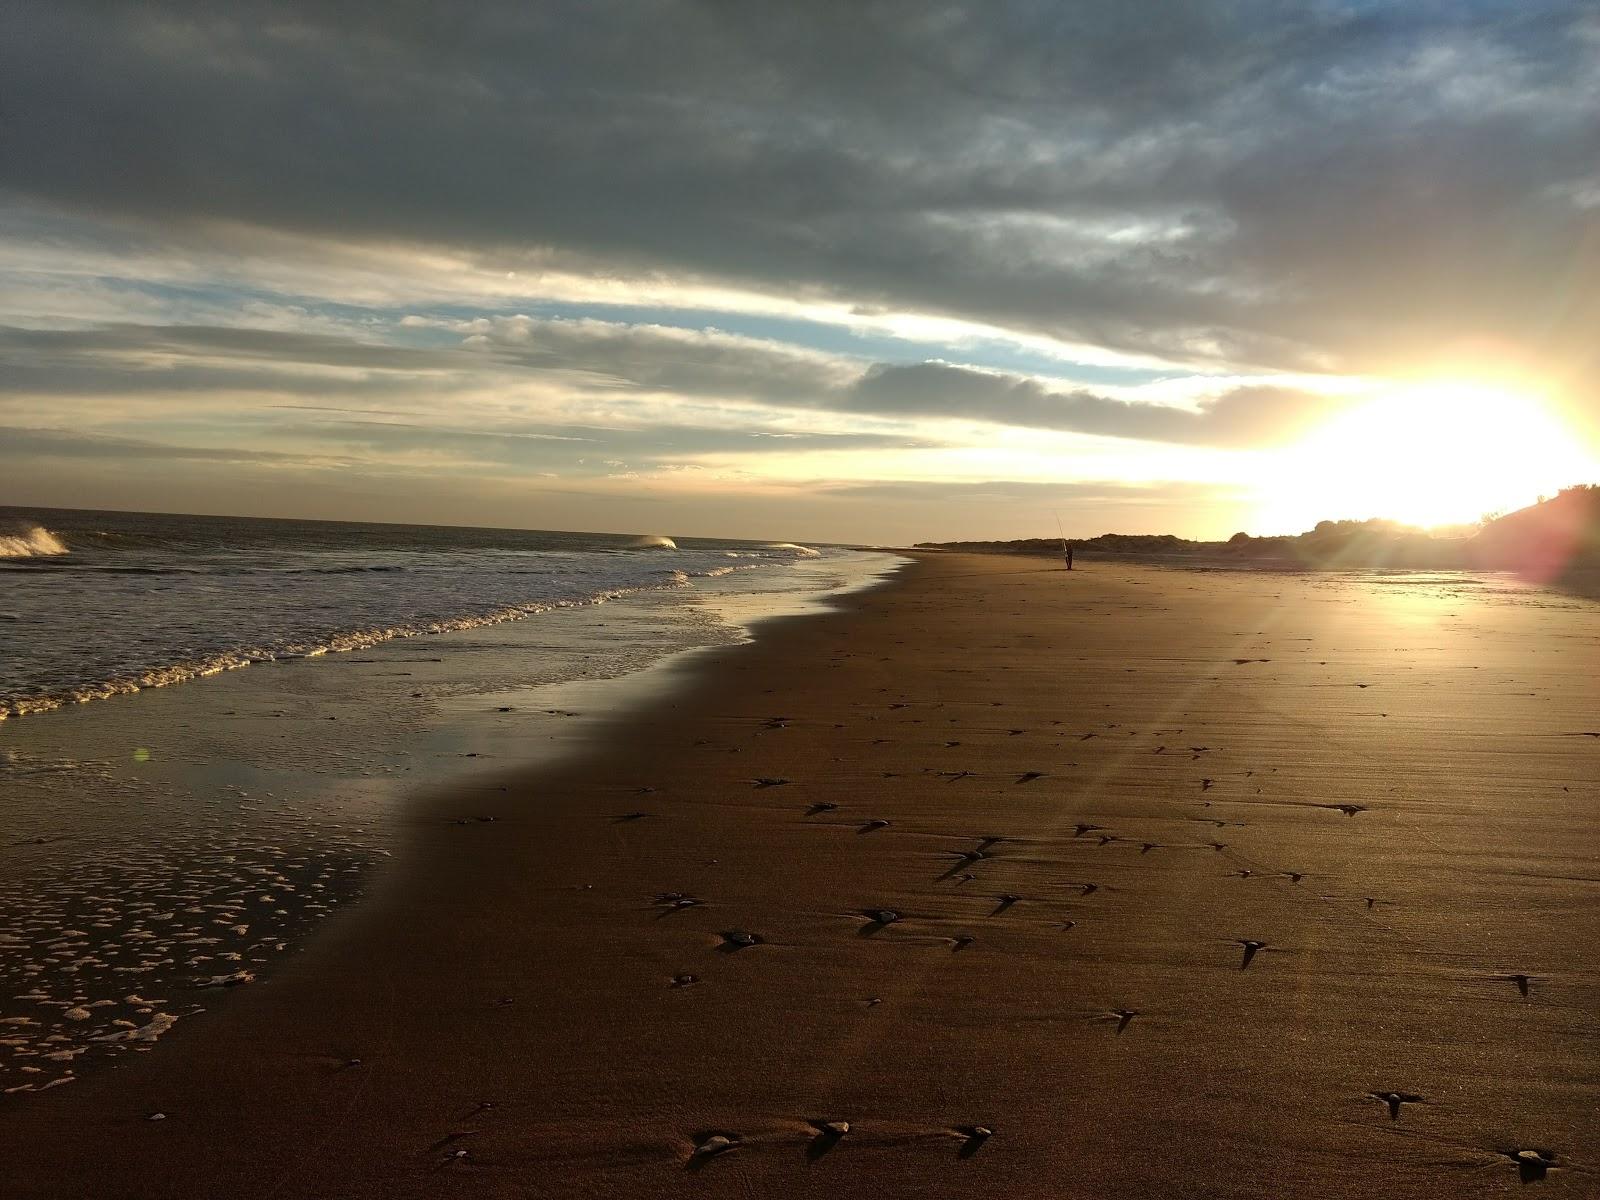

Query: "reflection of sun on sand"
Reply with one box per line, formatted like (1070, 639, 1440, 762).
(1261, 380, 1595, 532)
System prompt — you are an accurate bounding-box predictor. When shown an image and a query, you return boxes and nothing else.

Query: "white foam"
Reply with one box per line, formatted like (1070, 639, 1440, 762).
(0, 523, 67, 559)
(94, 1012, 178, 1044)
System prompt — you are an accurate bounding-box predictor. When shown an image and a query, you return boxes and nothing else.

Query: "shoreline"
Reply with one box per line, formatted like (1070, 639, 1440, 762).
(0, 551, 901, 1101)
(5, 554, 1599, 1197)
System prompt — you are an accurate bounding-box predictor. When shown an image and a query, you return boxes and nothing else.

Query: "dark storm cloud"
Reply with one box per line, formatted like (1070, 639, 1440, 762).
(4, 1, 1597, 374)
(0, 319, 1341, 446)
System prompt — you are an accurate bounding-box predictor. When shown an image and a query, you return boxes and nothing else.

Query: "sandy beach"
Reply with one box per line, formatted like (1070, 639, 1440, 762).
(5, 553, 1599, 1197)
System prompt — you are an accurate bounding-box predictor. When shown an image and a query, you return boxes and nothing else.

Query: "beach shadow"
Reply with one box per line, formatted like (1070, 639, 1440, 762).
(1506, 1149, 1556, 1183)
(685, 1132, 741, 1172)
(955, 1126, 993, 1158)
(857, 908, 901, 936)
(937, 851, 986, 880)
(806, 1121, 848, 1161)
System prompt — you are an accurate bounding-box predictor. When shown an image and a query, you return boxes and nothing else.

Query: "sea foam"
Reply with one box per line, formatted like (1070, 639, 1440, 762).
(0, 522, 68, 559)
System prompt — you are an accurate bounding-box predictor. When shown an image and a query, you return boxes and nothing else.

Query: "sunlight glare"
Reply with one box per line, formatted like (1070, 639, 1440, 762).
(1257, 381, 1594, 533)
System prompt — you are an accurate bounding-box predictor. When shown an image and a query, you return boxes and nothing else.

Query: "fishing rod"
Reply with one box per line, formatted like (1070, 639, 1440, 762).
(1054, 511, 1073, 570)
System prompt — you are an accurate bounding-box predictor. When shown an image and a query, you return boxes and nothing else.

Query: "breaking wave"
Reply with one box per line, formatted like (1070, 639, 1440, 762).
(626, 534, 678, 550)
(0, 522, 68, 559)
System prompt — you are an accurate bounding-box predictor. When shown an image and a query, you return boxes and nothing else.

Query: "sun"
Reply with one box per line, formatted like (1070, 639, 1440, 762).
(1257, 381, 1594, 533)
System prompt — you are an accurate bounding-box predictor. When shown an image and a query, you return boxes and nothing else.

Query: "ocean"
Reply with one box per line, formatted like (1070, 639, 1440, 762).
(0, 506, 852, 721)
(0, 506, 899, 1098)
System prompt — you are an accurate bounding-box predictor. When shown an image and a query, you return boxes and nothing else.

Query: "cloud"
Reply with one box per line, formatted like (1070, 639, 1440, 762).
(841, 363, 1339, 446)
(444, 315, 1348, 445)
(0, 318, 1345, 448)
(0, 424, 349, 466)
(4, 2, 1596, 376)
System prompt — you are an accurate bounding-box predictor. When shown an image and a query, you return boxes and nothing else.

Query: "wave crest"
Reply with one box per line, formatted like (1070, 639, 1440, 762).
(0, 522, 68, 559)
(626, 534, 678, 550)
(766, 542, 821, 557)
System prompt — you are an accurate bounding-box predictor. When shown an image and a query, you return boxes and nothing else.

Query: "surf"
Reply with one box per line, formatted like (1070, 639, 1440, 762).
(0, 521, 69, 559)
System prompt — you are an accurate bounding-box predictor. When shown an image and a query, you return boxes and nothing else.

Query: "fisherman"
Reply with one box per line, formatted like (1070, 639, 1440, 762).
(1064, 543, 1074, 571)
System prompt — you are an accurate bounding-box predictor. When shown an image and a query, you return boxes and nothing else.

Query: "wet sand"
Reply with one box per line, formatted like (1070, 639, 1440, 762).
(4, 554, 1599, 1197)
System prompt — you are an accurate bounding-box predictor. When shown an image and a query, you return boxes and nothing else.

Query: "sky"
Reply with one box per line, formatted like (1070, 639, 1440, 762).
(2, 1, 1598, 544)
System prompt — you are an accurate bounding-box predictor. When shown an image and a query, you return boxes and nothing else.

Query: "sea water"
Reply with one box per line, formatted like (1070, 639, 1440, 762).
(0, 507, 843, 720)
(0, 506, 900, 1097)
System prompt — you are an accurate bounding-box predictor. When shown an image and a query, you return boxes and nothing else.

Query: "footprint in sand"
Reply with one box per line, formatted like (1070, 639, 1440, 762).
(717, 931, 763, 952)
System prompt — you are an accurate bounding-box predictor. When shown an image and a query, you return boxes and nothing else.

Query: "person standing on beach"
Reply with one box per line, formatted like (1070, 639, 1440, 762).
(1064, 544, 1074, 570)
